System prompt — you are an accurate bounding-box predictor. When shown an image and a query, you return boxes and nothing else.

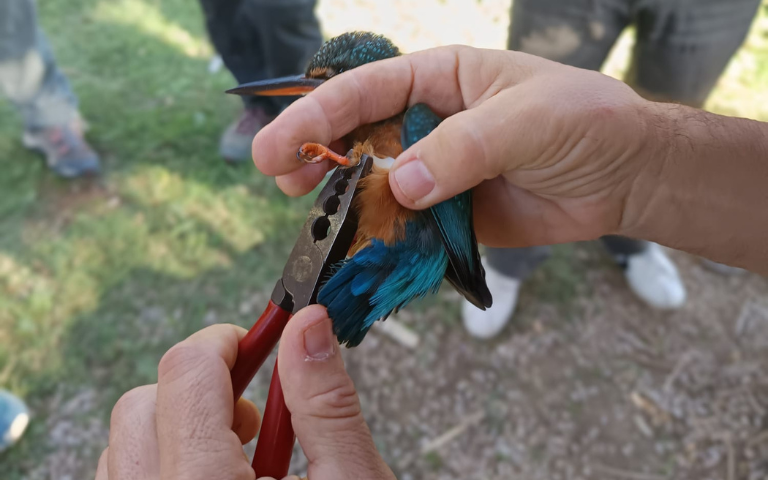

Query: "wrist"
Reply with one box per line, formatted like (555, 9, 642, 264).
(618, 101, 768, 270)
(615, 100, 677, 239)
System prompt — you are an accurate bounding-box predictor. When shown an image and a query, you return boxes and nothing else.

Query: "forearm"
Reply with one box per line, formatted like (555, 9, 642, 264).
(621, 103, 768, 273)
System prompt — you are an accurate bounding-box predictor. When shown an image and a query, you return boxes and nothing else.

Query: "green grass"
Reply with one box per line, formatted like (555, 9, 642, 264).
(1, 0, 767, 478)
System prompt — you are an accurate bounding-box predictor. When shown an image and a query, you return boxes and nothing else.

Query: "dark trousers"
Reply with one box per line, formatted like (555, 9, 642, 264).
(199, 0, 322, 115)
(487, 0, 760, 280)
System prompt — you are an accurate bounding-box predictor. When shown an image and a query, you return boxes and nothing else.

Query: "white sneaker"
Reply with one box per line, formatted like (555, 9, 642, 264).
(701, 259, 747, 276)
(462, 261, 521, 339)
(624, 243, 686, 310)
(0, 390, 30, 452)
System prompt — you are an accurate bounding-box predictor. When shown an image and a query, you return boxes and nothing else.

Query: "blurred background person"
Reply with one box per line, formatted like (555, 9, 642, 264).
(199, 0, 322, 162)
(463, 0, 761, 339)
(0, 0, 100, 177)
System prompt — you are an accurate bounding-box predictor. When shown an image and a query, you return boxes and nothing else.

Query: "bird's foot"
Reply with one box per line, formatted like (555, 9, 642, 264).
(297, 143, 360, 167)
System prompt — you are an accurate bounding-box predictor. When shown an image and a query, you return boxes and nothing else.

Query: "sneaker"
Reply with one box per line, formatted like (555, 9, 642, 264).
(219, 107, 276, 163)
(462, 259, 521, 339)
(0, 390, 30, 453)
(22, 121, 100, 178)
(624, 243, 686, 309)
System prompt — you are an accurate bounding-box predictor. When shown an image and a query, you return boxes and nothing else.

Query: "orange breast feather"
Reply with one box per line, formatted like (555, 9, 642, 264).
(348, 116, 414, 253)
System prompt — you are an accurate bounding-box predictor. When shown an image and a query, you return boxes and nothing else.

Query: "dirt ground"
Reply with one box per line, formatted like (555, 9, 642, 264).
(261, 246, 768, 480)
(22, 246, 768, 480)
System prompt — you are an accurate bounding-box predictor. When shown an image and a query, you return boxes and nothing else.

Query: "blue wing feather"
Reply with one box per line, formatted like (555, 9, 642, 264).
(318, 220, 447, 347)
(403, 104, 492, 308)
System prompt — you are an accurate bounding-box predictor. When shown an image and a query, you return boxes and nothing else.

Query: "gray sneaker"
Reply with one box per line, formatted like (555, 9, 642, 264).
(219, 107, 276, 163)
(23, 121, 100, 178)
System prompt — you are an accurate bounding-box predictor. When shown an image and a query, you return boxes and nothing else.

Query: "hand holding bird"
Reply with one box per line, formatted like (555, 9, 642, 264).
(231, 32, 492, 346)
(250, 39, 654, 252)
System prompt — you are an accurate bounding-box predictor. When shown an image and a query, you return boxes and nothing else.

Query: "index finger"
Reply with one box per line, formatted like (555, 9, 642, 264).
(155, 324, 255, 480)
(252, 45, 539, 178)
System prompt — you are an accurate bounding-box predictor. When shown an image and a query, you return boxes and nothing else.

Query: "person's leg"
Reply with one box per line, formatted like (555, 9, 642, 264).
(628, 0, 761, 108)
(0, 0, 76, 128)
(0, 0, 99, 177)
(626, 0, 761, 276)
(200, 0, 322, 161)
(464, 0, 631, 339)
(600, 235, 646, 261)
(507, 0, 630, 68)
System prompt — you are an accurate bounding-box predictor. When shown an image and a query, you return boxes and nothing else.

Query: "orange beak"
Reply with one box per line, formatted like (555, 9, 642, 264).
(226, 74, 325, 97)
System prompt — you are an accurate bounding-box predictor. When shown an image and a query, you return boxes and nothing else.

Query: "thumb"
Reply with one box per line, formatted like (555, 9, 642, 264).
(277, 305, 395, 480)
(389, 90, 525, 210)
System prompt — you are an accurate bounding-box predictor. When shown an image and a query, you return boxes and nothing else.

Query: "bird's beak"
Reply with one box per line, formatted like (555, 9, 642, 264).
(225, 74, 325, 96)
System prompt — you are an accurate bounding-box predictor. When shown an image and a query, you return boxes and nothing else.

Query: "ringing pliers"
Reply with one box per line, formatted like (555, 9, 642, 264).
(229, 154, 373, 479)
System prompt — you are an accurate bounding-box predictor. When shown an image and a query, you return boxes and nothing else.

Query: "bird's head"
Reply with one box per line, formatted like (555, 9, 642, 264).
(305, 31, 400, 79)
(227, 32, 400, 97)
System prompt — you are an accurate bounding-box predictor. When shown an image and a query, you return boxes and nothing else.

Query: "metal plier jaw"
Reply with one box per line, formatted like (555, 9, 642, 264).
(273, 154, 373, 312)
(229, 154, 372, 479)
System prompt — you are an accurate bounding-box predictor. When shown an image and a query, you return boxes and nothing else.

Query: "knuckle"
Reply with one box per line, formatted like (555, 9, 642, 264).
(304, 374, 361, 421)
(157, 343, 208, 383)
(110, 385, 154, 430)
(448, 119, 491, 178)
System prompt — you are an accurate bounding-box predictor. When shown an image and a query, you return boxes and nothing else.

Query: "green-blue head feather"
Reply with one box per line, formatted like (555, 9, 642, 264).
(306, 32, 400, 79)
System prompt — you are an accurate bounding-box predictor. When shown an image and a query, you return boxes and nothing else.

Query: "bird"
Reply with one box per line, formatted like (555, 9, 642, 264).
(228, 31, 492, 347)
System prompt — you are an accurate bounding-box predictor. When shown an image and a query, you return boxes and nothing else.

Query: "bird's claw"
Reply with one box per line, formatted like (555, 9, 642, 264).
(297, 143, 360, 167)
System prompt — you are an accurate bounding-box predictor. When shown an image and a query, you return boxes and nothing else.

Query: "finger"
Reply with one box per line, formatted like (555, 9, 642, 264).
(275, 161, 334, 197)
(107, 385, 160, 479)
(389, 88, 534, 209)
(155, 324, 255, 480)
(278, 305, 395, 480)
(390, 64, 637, 210)
(252, 46, 540, 178)
(95, 447, 109, 480)
(232, 397, 261, 445)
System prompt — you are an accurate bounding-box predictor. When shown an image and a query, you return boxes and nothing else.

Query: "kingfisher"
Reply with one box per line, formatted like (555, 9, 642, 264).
(229, 32, 492, 347)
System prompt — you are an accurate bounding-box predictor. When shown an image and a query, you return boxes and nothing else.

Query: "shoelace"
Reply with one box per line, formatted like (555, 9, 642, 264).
(46, 126, 90, 159)
(47, 128, 71, 157)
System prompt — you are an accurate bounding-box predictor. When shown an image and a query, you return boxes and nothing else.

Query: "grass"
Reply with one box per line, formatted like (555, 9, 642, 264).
(1, 0, 767, 478)
(0, 0, 314, 476)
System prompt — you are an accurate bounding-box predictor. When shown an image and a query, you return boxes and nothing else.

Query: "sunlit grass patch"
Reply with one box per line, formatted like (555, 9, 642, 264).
(92, 0, 212, 58)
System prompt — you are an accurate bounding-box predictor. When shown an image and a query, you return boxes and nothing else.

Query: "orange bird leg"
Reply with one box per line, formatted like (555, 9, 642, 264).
(297, 143, 359, 167)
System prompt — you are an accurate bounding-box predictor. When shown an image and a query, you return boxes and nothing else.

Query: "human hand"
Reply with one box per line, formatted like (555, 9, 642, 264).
(98, 306, 394, 480)
(251, 45, 659, 248)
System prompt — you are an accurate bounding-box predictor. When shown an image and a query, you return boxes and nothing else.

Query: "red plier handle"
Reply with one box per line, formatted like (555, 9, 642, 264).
(228, 155, 373, 479)
(230, 300, 293, 478)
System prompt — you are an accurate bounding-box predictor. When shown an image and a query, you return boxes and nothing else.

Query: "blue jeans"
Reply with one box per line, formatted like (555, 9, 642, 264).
(0, 0, 79, 129)
(487, 0, 761, 279)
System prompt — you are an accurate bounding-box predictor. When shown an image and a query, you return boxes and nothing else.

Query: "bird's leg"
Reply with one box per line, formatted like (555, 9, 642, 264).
(297, 143, 360, 167)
